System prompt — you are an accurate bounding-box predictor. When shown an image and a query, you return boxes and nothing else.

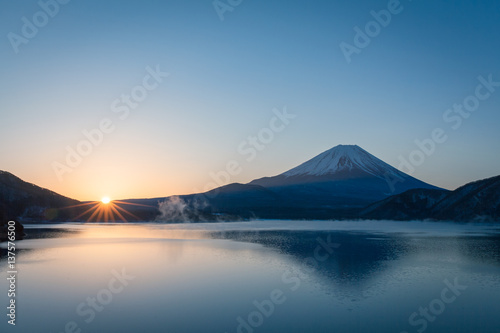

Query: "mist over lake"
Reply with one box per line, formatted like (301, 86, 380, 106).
(1, 221, 500, 333)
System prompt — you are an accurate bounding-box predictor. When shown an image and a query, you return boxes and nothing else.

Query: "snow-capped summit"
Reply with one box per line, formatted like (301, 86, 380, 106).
(249, 145, 441, 206)
(282, 144, 402, 179)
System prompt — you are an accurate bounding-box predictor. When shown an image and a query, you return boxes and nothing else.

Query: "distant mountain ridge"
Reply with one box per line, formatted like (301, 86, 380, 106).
(360, 188, 450, 220)
(1, 145, 499, 222)
(432, 175, 500, 221)
(152, 144, 444, 220)
(0, 171, 79, 221)
(247, 145, 441, 210)
(361, 175, 500, 221)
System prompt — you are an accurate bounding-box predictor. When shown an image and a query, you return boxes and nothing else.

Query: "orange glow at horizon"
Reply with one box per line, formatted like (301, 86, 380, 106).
(33, 161, 216, 202)
(61, 200, 156, 223)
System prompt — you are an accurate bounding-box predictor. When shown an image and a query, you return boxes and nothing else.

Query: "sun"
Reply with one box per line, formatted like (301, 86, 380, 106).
(61, 198, 155, 222)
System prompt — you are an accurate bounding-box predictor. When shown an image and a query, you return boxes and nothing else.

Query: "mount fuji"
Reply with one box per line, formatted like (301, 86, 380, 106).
(259, 144, 402, 180)
(164, 144, 444, 220)
(3, 145, 499, 222)
(248, 144, 440, 207)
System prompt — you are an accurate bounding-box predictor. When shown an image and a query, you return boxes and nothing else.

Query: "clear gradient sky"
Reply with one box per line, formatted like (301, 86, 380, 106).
(1, 0, 499, 201)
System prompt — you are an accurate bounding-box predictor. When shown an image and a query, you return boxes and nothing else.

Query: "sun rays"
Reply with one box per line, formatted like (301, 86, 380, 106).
(60, 200, 156, 223)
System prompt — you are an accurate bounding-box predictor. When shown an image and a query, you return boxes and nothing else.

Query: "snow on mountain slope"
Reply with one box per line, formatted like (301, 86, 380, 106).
(282, 144, 404, 180)
(249, 144, 442, 206)
(359, 188, 450, 220)
(431, 175, 500, 221)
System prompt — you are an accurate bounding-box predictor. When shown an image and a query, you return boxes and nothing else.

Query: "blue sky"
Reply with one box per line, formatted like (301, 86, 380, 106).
(1, 0, 499, 200)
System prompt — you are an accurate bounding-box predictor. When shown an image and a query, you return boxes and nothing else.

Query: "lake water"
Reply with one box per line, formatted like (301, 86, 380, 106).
(1, 221, 500, 333)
